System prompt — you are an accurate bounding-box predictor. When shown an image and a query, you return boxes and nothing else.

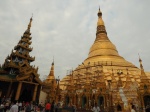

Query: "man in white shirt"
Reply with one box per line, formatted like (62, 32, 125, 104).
(18, 102, 22, 111)
(92, 103, 100, 112)
(10, 101, 18, 112)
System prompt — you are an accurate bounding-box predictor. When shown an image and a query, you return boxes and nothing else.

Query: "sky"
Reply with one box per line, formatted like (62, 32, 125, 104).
(0, 0, 150, 80)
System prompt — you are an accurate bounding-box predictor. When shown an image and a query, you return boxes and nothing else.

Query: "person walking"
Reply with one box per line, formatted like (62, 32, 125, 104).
(10, 101, 18, 112)
(50, 101, 54, 112)
(25, 102, 31, 112)
(18, 101, 22, 111)
(45, 101, 51, 112)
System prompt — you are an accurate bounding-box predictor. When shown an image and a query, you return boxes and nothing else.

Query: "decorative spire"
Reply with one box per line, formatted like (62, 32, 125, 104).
(25, 16, 33, 33)
(138, 53, 143, 70)
(49, 61, 54, 76)
(52, 56, 54, 65)
(28, 17, 32, 30)
(97, 8, 104, 26)
(138, 54, 149, 91)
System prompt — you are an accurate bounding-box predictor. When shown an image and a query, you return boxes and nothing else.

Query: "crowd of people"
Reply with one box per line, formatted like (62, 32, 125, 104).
(2, 100, 150, 112)
(0, 100, 38, 112)
(0, 100, 76, 112)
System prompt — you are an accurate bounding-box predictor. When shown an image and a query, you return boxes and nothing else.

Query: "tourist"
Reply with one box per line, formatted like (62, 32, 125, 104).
(55, 103, 60, 112)
(72, 104, 76, 112)
(22, 101, 25, 111)
(25, 102, 31, 112)
(18, 101, 22, 111)
(0, 103, 5, 112)
(45, 101, 51, 112)
(10, 101, 18, 112)
(50, 100, 54, 112)
(146, 105, 150, 112)
(92, 103, 100, 112)
(131, 105, 135, 112)
(5, 101, 10, 111)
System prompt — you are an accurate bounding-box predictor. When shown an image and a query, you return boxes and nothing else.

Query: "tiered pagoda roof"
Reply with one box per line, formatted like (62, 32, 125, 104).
(0, 17, 42, 84)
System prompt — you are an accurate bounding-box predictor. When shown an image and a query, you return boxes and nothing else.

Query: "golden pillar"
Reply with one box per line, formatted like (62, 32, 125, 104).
(32, 85, 38, 101)
(15, 82, 22, 101)
(6, 81, 12, 98)
(74, 95, 77, 105)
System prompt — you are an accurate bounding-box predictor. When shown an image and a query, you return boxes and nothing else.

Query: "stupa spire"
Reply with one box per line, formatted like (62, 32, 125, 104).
(138, 54, 143, 70)
(25, 16, 33, 33)
(49, 61, 54, 76)
(96, 7, 107, 35)
(138, 54, 146, 77)
(28, 17, 32, 30)
(52, 56, 54, 65)
(97, 6, 102, 17)
(138, 54, 150, 92)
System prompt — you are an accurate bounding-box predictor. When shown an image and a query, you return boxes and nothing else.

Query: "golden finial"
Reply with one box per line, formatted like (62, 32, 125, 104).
(97, 7, 104, 26)
(138, 53, 143, 70)
(52, 56, 54, 65)
(97, 6, 102, 17)
(138, 53, 142, 62)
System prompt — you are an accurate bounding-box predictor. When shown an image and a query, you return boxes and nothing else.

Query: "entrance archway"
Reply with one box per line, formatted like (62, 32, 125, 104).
(82, 95, 87, 108)
(144, 95, 150, 107)
(117, 104, 122, 111)
(98, 96, 104, 109)
(76, 94, 78, 106)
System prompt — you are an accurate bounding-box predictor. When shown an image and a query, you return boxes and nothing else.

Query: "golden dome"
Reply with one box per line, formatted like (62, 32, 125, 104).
(84, 35, 136, 67)
(89, 40, 118, 56)
(83, 9, 136, 68)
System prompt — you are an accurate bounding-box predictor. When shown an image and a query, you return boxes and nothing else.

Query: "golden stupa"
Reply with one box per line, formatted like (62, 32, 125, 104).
(42, 62, 61, 102)
(59, 8, 150, 111)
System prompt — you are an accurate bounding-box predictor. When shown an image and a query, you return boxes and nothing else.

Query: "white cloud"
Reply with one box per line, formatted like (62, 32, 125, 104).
(0, 0, 150, 80)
